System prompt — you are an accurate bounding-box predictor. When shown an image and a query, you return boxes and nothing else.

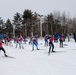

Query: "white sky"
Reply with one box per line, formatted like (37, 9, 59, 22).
(0, 0, 76, 21)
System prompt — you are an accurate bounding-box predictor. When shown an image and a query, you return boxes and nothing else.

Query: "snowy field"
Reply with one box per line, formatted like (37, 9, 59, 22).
(0, 38, 76, 75)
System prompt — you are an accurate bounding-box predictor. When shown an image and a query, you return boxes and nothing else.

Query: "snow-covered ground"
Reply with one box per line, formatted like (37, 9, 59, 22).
(0, 38, 76, 75)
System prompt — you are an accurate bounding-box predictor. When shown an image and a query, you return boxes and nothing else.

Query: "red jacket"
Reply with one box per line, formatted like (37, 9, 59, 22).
(49, 37, 54, 43)
(19, 38, 23, 42)
(60, 36, 64, 40)
(0, 42, 2, 47)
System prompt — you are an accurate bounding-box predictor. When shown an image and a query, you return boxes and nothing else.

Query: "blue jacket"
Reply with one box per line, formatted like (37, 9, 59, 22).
(54, 34, 59, 39)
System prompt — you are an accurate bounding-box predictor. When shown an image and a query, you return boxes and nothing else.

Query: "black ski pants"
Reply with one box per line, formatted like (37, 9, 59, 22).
(0, 47, 6, 53)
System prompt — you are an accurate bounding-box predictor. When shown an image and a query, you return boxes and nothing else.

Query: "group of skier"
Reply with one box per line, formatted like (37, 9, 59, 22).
(44, 33, 65, 54)
(0, 33, 74, 57)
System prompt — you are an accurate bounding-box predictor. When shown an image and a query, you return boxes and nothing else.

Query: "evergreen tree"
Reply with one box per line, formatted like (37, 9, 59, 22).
(5, 19, 13, 37)
(47, 13, 55, 35)
(22, 9, 33, 36)
(0, 17, 5, 33)
(12, 12, 22, 37)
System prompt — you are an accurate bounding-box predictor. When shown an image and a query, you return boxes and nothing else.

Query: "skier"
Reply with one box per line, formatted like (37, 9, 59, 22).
(0, 41, 7, 57)
(54, 33, 59, 43)
(32, 36, 39, 51)
(15, 38, 20, 48)
(44, 35, 49, 46)
(19, 36, 24, 49)
(48, 35, 55, 55)
(0, 39, 7, 57)
(29, 37, 33, 45)
(73, 32, 76, 42)
(35, 35, 39, 46)
(59, 34, 64, 47)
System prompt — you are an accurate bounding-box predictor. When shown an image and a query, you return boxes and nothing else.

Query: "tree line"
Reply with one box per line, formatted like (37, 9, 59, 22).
(0, 9, 76, 38)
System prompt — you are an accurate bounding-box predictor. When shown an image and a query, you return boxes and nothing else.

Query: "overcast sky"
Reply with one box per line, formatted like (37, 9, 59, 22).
(0, 0, 76, 21)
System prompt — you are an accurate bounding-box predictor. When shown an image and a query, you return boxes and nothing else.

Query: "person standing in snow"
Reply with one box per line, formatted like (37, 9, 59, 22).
(48, 35, 55, 55)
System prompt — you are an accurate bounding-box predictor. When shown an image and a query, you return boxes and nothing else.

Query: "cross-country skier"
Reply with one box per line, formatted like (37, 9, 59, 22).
(19, 36, 24, 49)
(48, 35, 55, 55)
(35, 35, 39, 47)
(32, 36, 39, 51)
(59, 34, 64, 47)
(29, 37, 33, 45)
(44, 35, 49, 46)
(54, 33, 59, 43)
(15, 38, 20, 48)
(73, 32, 76, 42)
(0, 39, 7, 57)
